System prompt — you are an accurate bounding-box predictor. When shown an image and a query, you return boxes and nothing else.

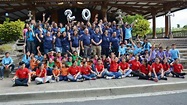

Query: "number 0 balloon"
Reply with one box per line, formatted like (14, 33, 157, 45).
(82, 9, 91, 21)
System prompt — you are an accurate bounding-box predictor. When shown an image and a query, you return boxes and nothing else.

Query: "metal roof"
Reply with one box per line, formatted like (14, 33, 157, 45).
(0, 0, 187, 21)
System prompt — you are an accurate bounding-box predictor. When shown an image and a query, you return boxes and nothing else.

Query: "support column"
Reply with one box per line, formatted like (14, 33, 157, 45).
(31, 8, 36, 20)
(165, 15, 169, 38)
(152, 14, 156, 39)
(51, 10, 58, 23)
(102, 5, 107, 19)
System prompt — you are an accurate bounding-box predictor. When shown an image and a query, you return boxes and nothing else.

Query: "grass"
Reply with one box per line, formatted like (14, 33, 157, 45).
(0, 42, 15, 54)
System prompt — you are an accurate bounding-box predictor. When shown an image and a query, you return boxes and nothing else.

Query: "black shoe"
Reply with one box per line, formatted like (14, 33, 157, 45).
(179, 76, 185, 79)
(12, 84, 16, 87)
(161, 77, 167, 80)
(36, 82, 43, 85)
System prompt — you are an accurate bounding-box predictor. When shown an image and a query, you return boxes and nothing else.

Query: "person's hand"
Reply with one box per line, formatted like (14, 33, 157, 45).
(37, 46, 40, 50)
(47, 17, 50, 21)
(28, 80, 31, 84)
(53, 36, 56, 40)
(82, 47, 84, 50)
(43, 13, 45, 17)
(5, 65, 9, 70)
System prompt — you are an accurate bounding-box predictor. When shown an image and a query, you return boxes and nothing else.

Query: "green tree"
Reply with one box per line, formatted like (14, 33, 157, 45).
(0, 19, 25, 42)
(183, 25, 187, 29)
(123, 14, 150, 37)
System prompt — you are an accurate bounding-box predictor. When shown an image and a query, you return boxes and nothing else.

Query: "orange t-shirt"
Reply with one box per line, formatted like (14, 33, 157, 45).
(30, 59, 37, 70)
(55, 61, 62, 69)
(60, 67, 69, 76)
(52, 69, 60, 76)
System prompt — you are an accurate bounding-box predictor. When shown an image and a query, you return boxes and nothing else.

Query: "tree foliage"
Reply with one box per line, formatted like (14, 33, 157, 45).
(0, 18, 25, 42)
(123, 14, 150, 37)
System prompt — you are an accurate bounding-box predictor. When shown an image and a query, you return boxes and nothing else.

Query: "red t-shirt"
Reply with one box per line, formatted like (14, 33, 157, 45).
(109, 60, 118, 72)
(96, 64, 104, 72)
(119, 62, 129, 71)
(68, 66, 80, 76)
(81, 66, 91, 75)
(162, 63, 170, 71)
(129, 60, 141, 71)
(173, 63, 183, 73)
(16, 68, 30, 79)
(36, 68, 47, 78)
(140, 64, 151, 75)
(152, 63, 163, 73)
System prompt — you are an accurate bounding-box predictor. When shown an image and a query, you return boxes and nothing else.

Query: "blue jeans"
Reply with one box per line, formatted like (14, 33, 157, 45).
(151, 72, 161, 80)
(106, 71, 122, 79)
(97, 69, 108, 78)
(55, 47, 62, 53)
(0, 64, 15, 77)
(44, 48, 53, 54)
(120, 69, 132, 77)
(47, 68, 53, 76)
(82, 74, 96, 80)
(15, 78, 28, 86)
(164, 71, 171, 76)
(67, 74, 82, 82)
(62, 45, 70, 53)
(59, 75, 68, 81)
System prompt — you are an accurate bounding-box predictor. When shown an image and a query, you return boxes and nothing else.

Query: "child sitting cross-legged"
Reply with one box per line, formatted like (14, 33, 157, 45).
(52, 65, 60, 82)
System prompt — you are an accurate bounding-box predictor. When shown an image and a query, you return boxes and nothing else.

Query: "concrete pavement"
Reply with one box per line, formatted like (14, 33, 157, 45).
(0, 76, 187, 102)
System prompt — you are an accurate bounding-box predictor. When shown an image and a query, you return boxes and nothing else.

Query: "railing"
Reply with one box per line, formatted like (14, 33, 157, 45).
(146, 30, 187, 39)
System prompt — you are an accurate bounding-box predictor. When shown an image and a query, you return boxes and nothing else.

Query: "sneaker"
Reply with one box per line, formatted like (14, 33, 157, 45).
(179, 76, 185, 79)
(36, 82, 43, 85)
(91, 78, 96, 80)
(106, 76, 113, 80)
(12, 84, 16, 87)
(118, 76, 122, 79)
(77, 79, 84, 82)
(56, 77, 60, 82)
(153, 78, 158, 82)
(122, 75, 125, 78)
(0, 77, 3, 80)
(49, 80, 56, 83)
(161, 77, 167, 80)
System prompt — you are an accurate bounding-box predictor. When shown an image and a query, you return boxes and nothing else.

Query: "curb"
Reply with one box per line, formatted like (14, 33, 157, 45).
(1, 81, 187, 102)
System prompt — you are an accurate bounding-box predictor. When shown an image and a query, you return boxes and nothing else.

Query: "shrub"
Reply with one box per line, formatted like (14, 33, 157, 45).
(0, 18, 25, 43)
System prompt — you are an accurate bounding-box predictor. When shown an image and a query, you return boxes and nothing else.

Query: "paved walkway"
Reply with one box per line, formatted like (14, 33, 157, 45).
(0, 76, 187, 95)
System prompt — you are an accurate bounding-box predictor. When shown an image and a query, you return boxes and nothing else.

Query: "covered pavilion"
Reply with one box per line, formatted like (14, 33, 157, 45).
(0, 0, 187, 38)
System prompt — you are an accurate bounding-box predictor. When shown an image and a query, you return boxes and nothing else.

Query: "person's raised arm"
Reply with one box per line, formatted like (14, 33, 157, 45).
(42, 13, 46, 23)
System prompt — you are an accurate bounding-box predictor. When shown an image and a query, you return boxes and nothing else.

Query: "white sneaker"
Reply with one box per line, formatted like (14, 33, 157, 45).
(56, 77, 60, 82)
(106, 76, 113, 80)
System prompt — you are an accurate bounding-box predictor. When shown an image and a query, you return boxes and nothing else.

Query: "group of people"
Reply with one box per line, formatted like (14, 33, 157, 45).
(0, 13, 186, 87)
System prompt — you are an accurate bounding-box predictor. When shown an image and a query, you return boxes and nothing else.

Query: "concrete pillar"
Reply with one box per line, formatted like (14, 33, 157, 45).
(51, 10, 58, 23)
(102, 5, 107, 19)
(31, 8, 36, 20)
(152, 14, 156, 39)
(165, 15, 169, 38)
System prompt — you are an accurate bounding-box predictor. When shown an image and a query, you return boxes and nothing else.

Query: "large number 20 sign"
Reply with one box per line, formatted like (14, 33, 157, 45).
(64, 9, 91, 21)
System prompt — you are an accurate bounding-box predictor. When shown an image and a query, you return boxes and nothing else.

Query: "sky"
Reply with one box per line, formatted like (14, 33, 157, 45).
(148, 9, 187, 28)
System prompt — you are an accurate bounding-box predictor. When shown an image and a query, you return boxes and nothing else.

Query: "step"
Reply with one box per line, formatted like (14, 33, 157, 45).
(16, 43, 24, 46)
(180, 53, 187, 56)
(18, 40, 25, 43)
(0, 78, 187, 102)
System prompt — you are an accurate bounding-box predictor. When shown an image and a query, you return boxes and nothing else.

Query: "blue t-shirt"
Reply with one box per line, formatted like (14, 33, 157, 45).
(115, 29, 121, 39)
(89, 28, 95, 36)
(125, 27, 132, 39)
(26, 31, 35, 41)
(110, 37, 119, 48)
(119, 46, 126, 55)
(91, 33, 102, 45)
(52, 28, 58, 34)
(55, 37, 62, 47)
(35, 55, 44, 62)
(101, 35, 110, 48)
(71, 36, 80, 47)
(43, 35, 53, 49)
(61, 36, 70, 46)
(1, 57, 13, 65)
(81, 34, 91, 46)
(143, 42, 152, 51)
(169, 49, 179, 60)
(60, 27, 66, 33)
(133, 45, 142, 55)
(22, 55, 31, 64)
